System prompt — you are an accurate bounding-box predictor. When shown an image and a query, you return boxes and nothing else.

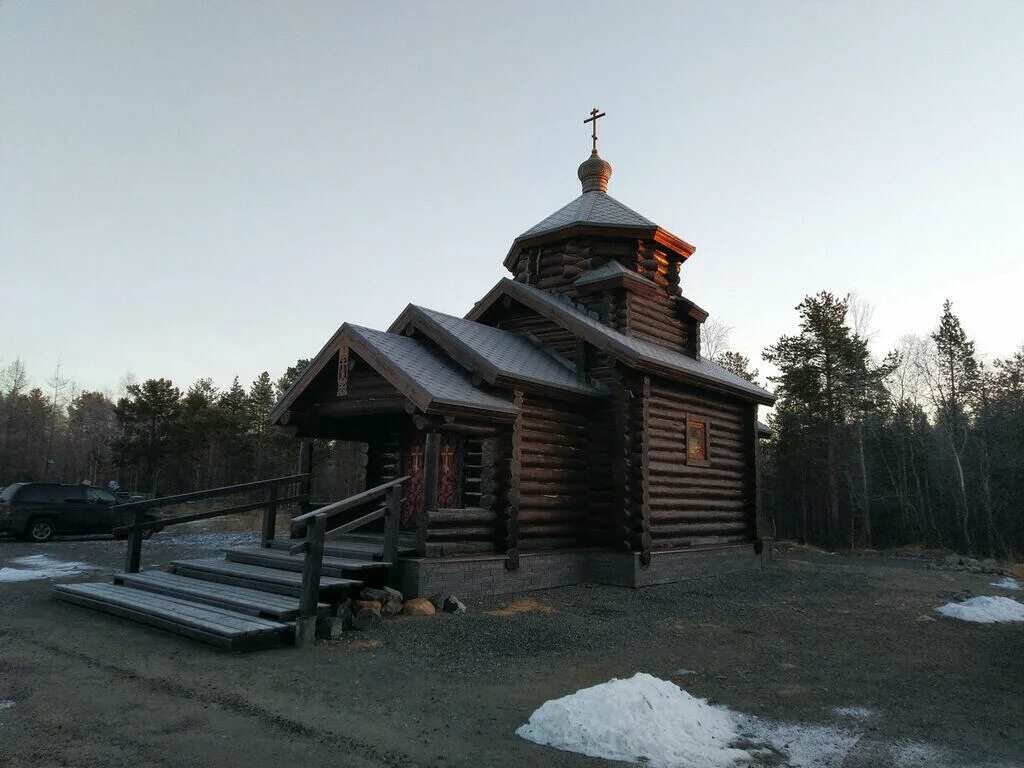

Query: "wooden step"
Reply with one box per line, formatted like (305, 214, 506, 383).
(223, 547, 390, 577)
(54, 582, 293, 651)
(267, 538, 386, 560)
(171, 558, 360, 598)
(267, 536, 417, 559)
(114, 571, 329, 620)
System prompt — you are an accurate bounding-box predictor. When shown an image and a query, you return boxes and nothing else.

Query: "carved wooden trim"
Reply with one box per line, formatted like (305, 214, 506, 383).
(336, 344, 349, 397)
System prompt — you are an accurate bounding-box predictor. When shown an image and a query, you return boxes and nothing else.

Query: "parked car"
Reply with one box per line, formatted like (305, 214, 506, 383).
(0, 483, 160, 543)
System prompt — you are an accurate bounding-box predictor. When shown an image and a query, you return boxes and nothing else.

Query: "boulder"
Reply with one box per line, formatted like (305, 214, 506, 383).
(964, 557, 981, 571)
(943, 554, 963, 568)
(443, 595, 467, 615)
(352, 608, 381, 631)
(403, 597, 436, 616)
(355, 600, 382, 616)
(360, 587, 404, 616)
(980, 558, 1001, 573)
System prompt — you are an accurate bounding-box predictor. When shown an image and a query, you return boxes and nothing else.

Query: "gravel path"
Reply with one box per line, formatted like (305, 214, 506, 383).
(0, 534, 1020, 767)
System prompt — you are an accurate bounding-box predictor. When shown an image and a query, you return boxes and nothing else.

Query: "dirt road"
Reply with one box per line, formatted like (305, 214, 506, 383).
(1, 534, 1020, 767)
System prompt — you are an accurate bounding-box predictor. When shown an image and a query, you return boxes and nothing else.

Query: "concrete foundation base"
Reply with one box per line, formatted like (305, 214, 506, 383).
(397, 542, 764, 599)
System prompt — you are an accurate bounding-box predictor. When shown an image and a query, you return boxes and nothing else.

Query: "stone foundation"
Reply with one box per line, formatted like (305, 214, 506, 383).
(397, 542, 763, 599)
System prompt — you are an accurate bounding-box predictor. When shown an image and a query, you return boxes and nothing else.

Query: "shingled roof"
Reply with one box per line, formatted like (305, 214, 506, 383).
(468, 279, 776, 405)
(389, 305, 604, 398)
(518, 191, 655, 240)
(269, 323, 519, 425)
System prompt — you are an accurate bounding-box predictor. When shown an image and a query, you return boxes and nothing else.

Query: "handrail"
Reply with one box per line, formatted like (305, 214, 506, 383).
(117, 474, 310, 575)
(287, 505, 387, 555)
(291, 475, 410, 523)
(112, 474, 310, 513)
(293, 476, 408, 648)
(113, 494, 306, 534)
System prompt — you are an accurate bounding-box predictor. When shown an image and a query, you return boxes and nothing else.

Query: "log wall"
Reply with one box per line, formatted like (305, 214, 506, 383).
(511, 392, 591, 551)
(643, 379, 757, 549)
(497, 303, 580, 362)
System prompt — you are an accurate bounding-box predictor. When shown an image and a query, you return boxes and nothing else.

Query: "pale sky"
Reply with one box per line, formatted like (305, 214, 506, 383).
(2, 1, 1022, 396)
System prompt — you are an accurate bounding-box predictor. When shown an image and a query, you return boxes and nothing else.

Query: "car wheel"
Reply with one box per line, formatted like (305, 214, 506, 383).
(26, 518, 56, 543)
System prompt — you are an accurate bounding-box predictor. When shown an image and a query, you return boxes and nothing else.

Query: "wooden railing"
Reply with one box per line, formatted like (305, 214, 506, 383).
(292, 475, 410, 648)
(111, 474, 311, 575)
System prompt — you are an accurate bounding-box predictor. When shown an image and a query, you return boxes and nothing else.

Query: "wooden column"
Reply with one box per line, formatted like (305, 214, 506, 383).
(297, 437, 314, 512)
(639, 376, 653, 565)
(260, 485, 279, 547)
(505, 392, 522, 570)
(417, 431, 440, 556)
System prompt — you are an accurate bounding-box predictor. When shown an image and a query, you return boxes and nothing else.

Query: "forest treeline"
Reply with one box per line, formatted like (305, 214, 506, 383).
(1, 297, 1021, 557)
(0, 360, 314, 498)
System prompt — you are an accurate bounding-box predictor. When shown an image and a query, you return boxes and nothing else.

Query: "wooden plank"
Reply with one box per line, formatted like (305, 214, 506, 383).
(54, 582, 294, 651)
(223, 547, 389, 575)
(114, 571, 328, 620)
(170, 558, 360, 598)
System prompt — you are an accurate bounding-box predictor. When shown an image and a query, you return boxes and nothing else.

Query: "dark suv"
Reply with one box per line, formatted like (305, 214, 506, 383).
(0, 483, 159, 543)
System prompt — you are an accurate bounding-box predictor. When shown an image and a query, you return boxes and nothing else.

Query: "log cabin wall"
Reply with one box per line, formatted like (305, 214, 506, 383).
(512, 392, 591, 551)
(626, 291, 689, 351)
(643, 379, 757, 549)
(496, 303, 580, 362)
(423, 435, 509, 557)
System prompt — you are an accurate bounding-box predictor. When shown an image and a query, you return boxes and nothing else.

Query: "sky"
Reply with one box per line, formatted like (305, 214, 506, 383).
(2, 1, 1022, 396)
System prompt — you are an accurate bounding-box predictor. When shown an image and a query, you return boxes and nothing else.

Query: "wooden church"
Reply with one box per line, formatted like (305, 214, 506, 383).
(271, 116, 775, 597)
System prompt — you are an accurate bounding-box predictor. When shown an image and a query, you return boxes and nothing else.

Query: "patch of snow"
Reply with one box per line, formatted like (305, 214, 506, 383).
(990, 577, 1021, 590)
(832, 706, 876, 719)
(936, 595, 1024, 623)
(674, 668, 698, 676)
(0, 700, 14, 710)
(517, 673, 864, 768)
(888, 739, 944, 767)
(516, 673, 748, 768)
(739, 720, 859, 768)
(0, 554, 95, 583)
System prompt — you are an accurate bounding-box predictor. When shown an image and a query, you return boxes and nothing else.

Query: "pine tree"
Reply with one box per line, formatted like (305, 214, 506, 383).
(925, 300, 979, 550)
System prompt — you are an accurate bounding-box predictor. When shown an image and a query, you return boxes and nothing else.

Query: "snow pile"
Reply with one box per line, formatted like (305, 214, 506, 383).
(0, 700, 14, 711)
(990, 577, 1021, 590)
(936, 595, 1024, 623)
(0, 554, 95, 583)
(516, 673, 749, 768)
(517, 673, 865, 768)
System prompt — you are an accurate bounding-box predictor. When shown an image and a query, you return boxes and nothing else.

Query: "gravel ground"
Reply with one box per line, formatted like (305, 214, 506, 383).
(0, 533, 1021, 768)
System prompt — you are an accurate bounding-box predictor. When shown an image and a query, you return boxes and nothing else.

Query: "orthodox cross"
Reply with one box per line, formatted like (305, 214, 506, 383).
(441, 442, 455, 473)
(410, 443, 423, 472)
(583, 107, 606, 152)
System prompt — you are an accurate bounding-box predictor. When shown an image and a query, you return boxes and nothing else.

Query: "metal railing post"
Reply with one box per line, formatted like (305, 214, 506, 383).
(125, 510, 143, 573)
(295, 514, 326, 648)
(261, 485, 279, 547)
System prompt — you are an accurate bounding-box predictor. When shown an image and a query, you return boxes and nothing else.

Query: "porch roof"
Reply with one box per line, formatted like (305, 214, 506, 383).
(269, 323, 519, 425)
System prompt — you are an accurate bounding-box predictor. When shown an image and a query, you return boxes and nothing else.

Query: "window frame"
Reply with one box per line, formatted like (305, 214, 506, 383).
(684, 414, 711, 467)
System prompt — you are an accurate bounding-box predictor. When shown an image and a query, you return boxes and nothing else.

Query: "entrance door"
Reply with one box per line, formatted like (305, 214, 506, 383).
(401, 433, 464, 528)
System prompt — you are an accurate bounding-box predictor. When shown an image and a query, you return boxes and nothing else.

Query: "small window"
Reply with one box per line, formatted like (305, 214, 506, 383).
(686, 418, 709, 464)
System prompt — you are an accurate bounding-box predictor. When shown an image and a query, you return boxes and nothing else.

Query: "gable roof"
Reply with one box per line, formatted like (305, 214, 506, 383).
(269, 323, 518, 425)
(389, 305, 604, 398)
(467, 279, 776, 406)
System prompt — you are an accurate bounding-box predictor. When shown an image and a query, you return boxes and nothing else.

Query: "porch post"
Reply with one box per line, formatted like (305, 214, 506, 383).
(418, 430, 440, 557)
(298, 437, 314, 513)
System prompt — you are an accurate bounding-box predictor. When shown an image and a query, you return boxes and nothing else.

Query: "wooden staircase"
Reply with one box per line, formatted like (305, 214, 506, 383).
(53, 476, 412, 651)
